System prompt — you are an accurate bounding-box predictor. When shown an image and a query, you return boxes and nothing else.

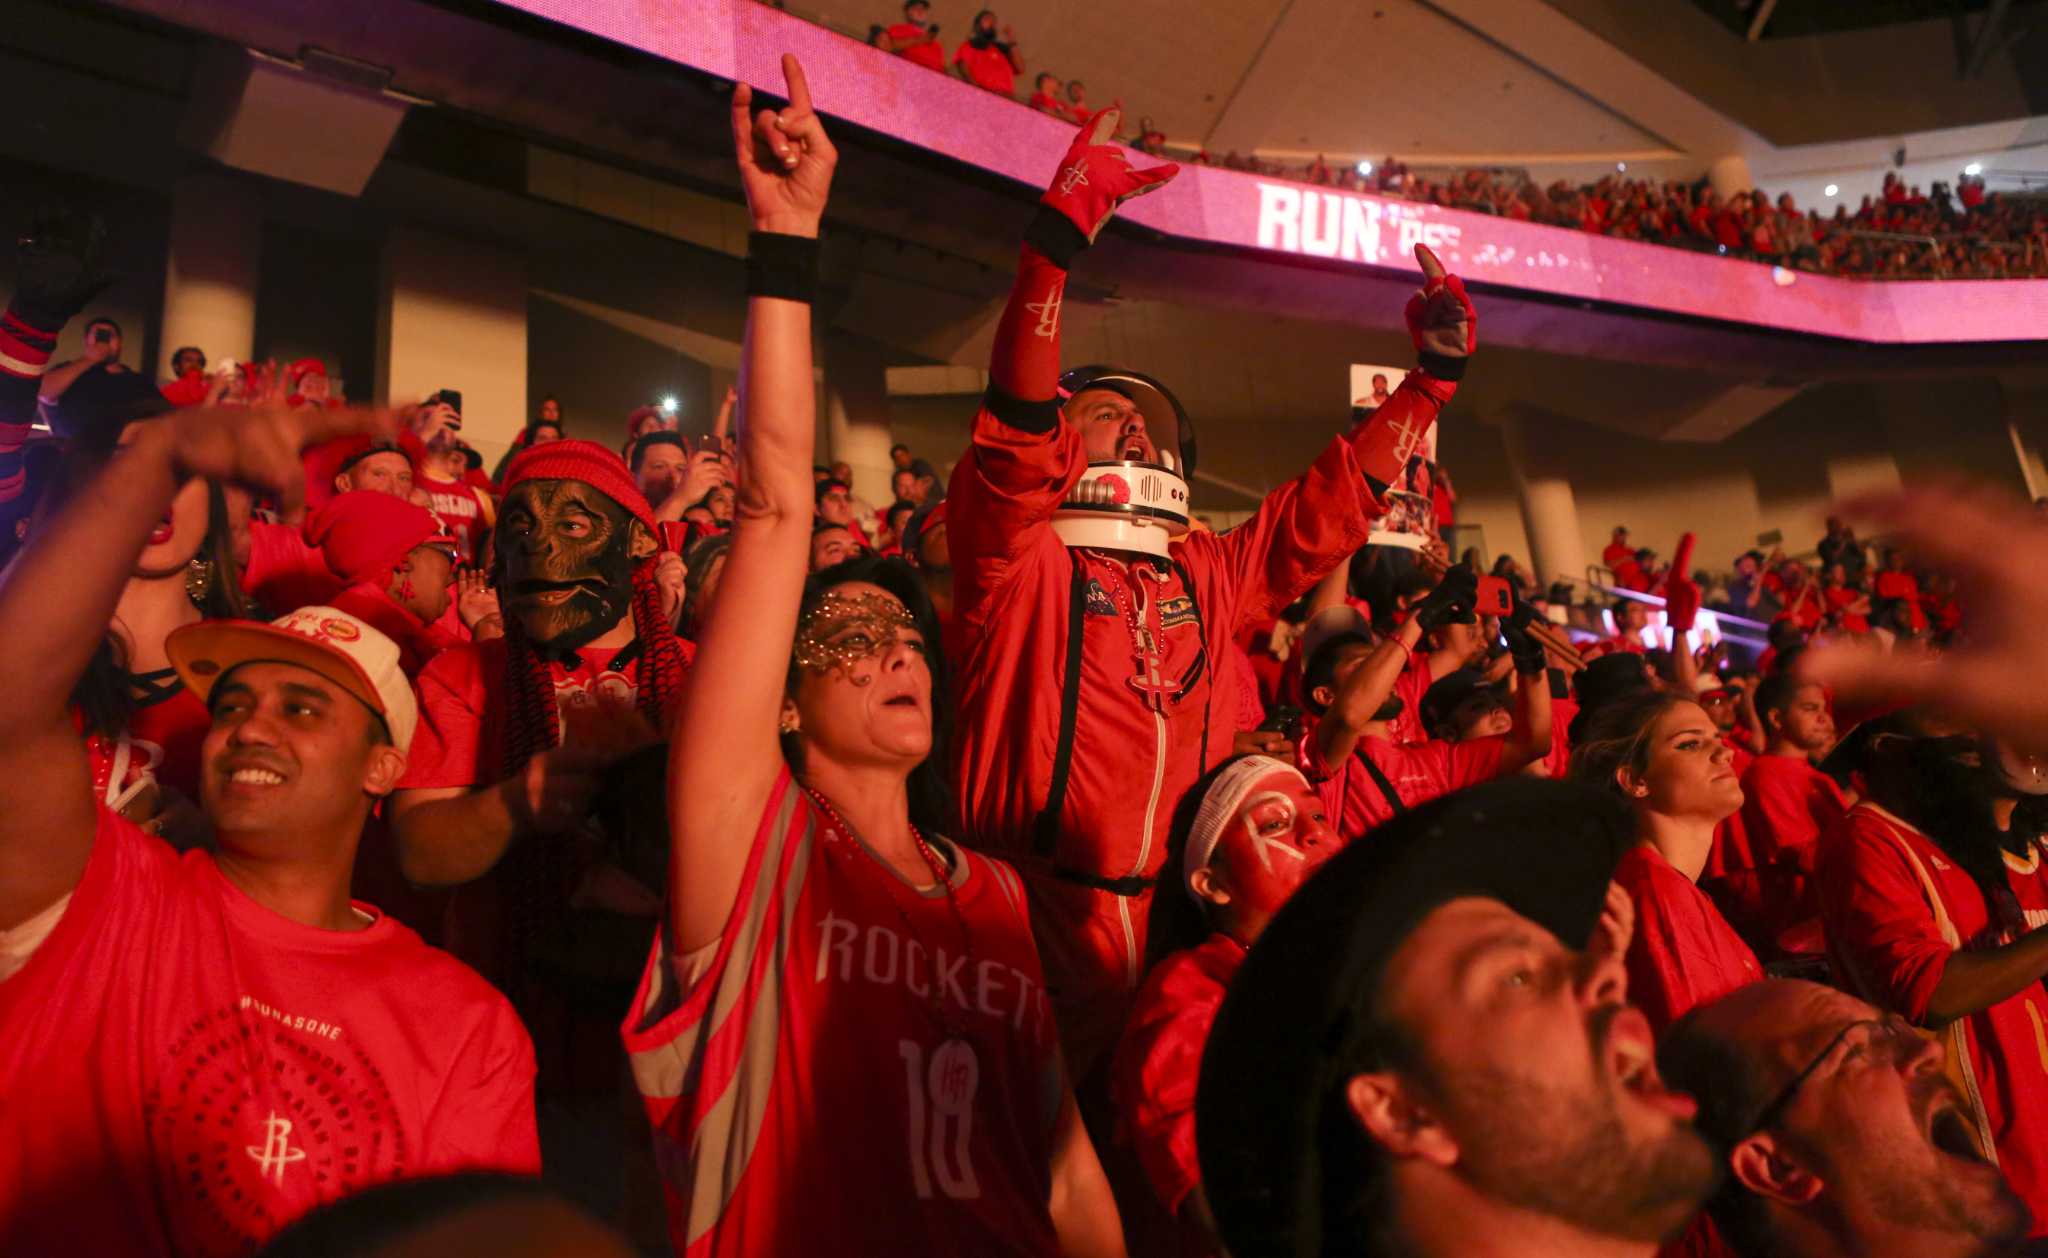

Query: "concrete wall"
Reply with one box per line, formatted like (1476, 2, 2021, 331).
(526, 293, 713, 455)
(254, 220, 377, 401)
(377, 226, 528, 464)
(1451, 377, 2026, 582)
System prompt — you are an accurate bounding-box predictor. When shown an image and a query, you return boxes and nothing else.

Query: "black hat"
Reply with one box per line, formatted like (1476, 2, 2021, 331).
(1418, 666, 1506, 740)
(51, 364, 171, 444)
(1197, 778, 1633, 1258)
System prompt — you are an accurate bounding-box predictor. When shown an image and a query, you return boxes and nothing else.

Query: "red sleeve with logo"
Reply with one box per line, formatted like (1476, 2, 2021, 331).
(1614, 844, 1762, 1034)
(0, 808, 537, 1258)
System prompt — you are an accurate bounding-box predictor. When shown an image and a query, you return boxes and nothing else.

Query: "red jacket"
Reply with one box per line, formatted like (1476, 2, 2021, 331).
(948, 403, 1382, 883)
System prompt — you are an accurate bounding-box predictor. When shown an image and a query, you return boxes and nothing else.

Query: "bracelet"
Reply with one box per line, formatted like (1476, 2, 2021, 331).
(746, 231, 822, 303)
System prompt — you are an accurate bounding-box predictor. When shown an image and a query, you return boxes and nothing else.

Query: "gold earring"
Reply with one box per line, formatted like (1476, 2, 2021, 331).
(184, 556, 214, 606)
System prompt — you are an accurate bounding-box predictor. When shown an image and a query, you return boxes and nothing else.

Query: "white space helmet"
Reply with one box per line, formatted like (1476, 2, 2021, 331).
(1052, 365, 1198, 558)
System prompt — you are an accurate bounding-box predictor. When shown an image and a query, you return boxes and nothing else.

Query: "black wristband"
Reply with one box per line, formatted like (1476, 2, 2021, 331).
(746, 231, 821, 303)
(1417, 350, 1467, 381)
(984, 381, 1062, 435)
(1024, 207, 1088, 270)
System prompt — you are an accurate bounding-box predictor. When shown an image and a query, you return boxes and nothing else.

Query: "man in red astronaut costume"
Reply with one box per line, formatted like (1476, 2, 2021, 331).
(947, 108, 1479, 1074)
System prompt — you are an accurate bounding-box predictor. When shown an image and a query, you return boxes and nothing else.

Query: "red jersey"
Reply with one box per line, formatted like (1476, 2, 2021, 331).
(0, 808, 537, 1257)
(622, 770, 1062, 1257)
(1111, 933, 1241, 1258)
(1613, 843, 1762, 1034)
(1297, 715, 1505, 843)
(1820, 804, 2048, 1231)
(1602, 541, 1633, 570)
(954, 41, 1018, 95)
(1387, 651, 1439, 746)
(1873, 571, 1930, 632)
(242, 518, 340, 614)
(402, 635, 688, 789)
(417, 471, 493, 566)
(1707, 755, 1846, 955)
(888, 22, 946, 71)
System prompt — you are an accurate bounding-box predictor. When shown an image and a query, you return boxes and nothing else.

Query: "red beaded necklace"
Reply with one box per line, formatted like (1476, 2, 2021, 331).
(802, 784, 977, 1042)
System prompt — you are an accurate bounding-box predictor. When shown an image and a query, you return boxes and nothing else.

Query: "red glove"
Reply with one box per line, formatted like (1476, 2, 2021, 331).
(1040, 108, 1178, 244)
(1666, 573, 1702, 634)
(1404, 245, 1476, 377)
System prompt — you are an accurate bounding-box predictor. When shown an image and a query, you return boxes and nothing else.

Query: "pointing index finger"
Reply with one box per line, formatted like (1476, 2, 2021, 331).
(1415, 243, 1446, 286)
(781, 53, 812, 114)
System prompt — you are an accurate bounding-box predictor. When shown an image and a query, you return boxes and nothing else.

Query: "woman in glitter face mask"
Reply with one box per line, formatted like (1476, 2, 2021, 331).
(625, 55, 1124, 1258)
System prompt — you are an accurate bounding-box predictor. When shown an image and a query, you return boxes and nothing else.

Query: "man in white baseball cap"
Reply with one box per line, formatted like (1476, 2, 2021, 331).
(0, 400, 537, 1257)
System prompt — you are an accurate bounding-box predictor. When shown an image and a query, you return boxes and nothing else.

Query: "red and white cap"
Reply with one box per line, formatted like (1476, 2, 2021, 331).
(166, 607, 419, 754)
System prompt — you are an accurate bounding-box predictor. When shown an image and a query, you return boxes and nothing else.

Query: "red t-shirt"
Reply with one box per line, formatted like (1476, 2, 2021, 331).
(1297, 715, 1505, 842)
(0, 808, 537, 1257)
(402, 635, 685, 789)
(622, 769, 1063, 1257)
(888, 22, 946, 71)
(1823, 587, 1870, 634)
(417, 472, 493, 566)
(1387, 651, 1438, 746)
(1602, 541, 1632, 571)
(1111, 932, 1242, 1257)
(1873, 571, 1929, 632)
(1706, 755, 1847, 957)
(1614, 843, 1762, 1034)
(1821, 804, 2048, 1232)
(954, 41, 1017, 95)
(243, 517, 342, 614)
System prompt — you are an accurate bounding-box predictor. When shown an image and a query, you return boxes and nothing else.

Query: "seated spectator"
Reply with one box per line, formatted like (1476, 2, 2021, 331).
(285, 358, 334, 408)
(1819, 562, 1870, 635)
(1133, 117, 1168, 156)
(631, 430, 726, 541)
(1198, 778, 1716, 1258)
(891, 457, 942, 506)
(884, 0, 946, 72)
(809, 520, 861, 572)
(1112, 755, 1337, 1255)
(1609, 598, 1652, 653)
(0, 399, 537, 1257)
(953, 9, 1024, 96)
(1709, 676, 1847, 959)
(878, 498, 916, 554)
(306, 491, 464, 677)
(1659, 979, 2032, 1258)
(1027, 72, 1064, 116)
(1817, 715, 2048, 1233)
(1569, 687, 1761, 1033)
(1872, 547, 1930, 635)
(168, 345, 205, 380)
(1064, 77, 1093, 126)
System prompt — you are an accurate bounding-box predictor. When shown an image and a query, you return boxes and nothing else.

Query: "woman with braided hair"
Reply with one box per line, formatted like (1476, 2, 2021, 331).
(624, 55, 1122, 1258)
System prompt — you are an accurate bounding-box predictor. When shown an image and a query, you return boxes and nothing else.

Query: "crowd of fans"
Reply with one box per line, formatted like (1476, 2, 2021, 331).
(8, 47, 2048, 1258)
(864, 2, 2044, 281)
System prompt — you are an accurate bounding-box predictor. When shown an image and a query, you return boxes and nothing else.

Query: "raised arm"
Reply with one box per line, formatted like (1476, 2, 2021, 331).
(0, 401, 390, 929)
(948, 110, 1175, 602)
(667, 55, 837, 954)
(1315, 619, 1421, 770)
(1497, 601, 1553, 774)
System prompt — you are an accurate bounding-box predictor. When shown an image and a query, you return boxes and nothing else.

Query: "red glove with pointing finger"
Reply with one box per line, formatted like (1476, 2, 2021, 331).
(1405, 244, 1477, 384)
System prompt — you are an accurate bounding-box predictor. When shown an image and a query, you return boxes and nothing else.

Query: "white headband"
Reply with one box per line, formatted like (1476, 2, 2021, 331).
(1185, 755, 1306, 905)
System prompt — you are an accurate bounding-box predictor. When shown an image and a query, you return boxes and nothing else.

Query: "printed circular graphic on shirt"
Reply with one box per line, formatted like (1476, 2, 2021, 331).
(140, 999, 407, 1256)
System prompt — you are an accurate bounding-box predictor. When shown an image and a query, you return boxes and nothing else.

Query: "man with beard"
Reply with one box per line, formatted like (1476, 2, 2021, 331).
(388, 440, 692, 911)
(950, 108, 1476, 1076)
(1817, 713, 2048, 1237)
(1659, 979, 2031, 1258)
(1294, 569, 1551, 842)
(1198, 778, 1716, 1258)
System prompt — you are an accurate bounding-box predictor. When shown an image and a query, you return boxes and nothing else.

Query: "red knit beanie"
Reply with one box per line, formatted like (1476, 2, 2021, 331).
(502, 439, 656, 529)
(306, 491, 452, 587)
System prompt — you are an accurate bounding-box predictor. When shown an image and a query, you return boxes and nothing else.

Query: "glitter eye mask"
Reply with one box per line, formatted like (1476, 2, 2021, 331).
(793, 591, 918, 683)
